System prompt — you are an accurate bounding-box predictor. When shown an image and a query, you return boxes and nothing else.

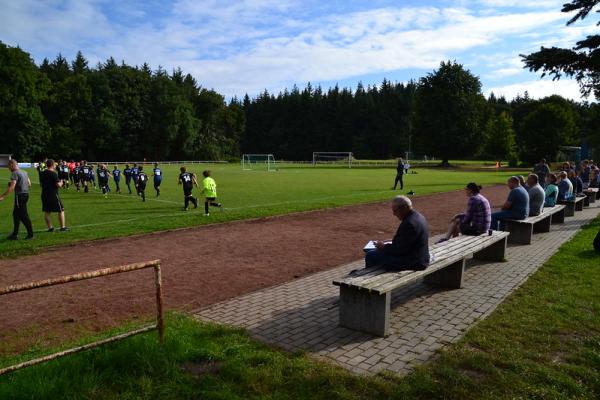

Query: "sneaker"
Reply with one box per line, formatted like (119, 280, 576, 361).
(59, 227, 70, 232)
(435, 237, 449, 244)
(47, 227, 55, 232)
(183, 207, 188, 211)
(7, 234, 18, 240)
(204, 213, 210, 217)
(25, 235, 34, 240)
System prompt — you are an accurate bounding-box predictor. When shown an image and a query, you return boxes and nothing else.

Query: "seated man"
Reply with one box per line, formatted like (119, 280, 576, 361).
(544, 174, 559, 207)
(527, 174, 545, 216)
(557, 171, 573, 201)
(364, 195, 430, 271)
(491, 176, 530, 230)
(568, 170, 583, 195)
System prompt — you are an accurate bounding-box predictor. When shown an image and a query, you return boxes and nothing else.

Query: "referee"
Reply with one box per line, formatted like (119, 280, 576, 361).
(40, 159, 69, 232)
(0, 159, 34, 240)
(393, 157, 405, 190)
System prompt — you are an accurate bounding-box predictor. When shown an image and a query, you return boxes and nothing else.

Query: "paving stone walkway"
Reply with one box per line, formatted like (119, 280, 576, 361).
(196, 203, 600, 375)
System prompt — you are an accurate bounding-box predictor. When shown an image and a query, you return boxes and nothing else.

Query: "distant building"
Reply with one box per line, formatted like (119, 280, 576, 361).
(0, 154, 11, 167)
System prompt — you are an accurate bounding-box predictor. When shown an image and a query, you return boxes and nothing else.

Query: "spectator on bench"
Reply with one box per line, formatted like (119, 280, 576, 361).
(557, 171, 573, 201)
(438, 182, 491, 242)
(491, 176, 529, 231)
(363, 195, 430, 271)
(527, 174, 545, 216)
(589, 169, 599, 188)
(544, 174, 559, 207)
(568, 170, 583, 195)
(533, 158, 551, 188)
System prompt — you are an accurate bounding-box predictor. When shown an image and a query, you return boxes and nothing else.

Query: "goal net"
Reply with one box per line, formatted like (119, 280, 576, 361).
(312, 152, 353, 168)
(242, 154, 277, 171)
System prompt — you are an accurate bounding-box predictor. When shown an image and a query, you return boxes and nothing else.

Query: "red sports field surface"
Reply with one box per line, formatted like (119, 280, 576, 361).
(0, 185, 508, 354)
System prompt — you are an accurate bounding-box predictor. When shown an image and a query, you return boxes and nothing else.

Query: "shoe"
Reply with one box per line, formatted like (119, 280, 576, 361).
(25, 235, 34, 240)
(59, 227, 70, 232)
(7, 234, 18, 240)
(183, 207, 188, 211)
(47, 227, 55, 232)
(204, 213, 210, 217)
(435, 237, 449, 244)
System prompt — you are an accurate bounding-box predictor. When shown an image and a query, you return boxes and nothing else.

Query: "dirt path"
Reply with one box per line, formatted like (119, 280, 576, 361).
(0, 185, 509, 353)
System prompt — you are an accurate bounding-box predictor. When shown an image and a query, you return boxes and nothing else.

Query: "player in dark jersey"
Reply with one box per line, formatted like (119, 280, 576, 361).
(73, 163, 81, 191)
(152, 162, 162, 197)
(123, 164, 132, 194)
(112, 165, 121, 194)
(136, 166, 148, 202)
(131, 163, 140, 195)
(97, 164, 111, 198)
(80, 161, 91, 193)
(178, 166, 198, 210)
(89, 164, 97, 189)
(58, 160, 70, 189)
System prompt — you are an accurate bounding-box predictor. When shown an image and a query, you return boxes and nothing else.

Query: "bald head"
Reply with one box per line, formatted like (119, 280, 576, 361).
(392, 195, 412, 210)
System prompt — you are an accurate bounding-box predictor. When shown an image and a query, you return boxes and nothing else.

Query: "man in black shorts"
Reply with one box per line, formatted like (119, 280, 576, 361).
(72, 162, 81, 191)
(136, 166, 148, 202)
(80, 161, 91, 193)
(178, 166, 198, 210)
(97, 163, 111, 197)
(40, 159, 69, 232)
(393, 157, 405, 190)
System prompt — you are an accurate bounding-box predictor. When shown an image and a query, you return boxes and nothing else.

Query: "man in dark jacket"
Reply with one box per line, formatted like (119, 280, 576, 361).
(392, 158, 405, 190)
(364, 195, 430, 271)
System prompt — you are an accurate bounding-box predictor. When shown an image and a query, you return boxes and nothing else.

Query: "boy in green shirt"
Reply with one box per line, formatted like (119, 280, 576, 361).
(201, 170, 222, 216)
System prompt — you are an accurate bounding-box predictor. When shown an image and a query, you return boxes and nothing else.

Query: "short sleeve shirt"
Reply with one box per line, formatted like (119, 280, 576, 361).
(40, 170, 59, 197)
(11, 169, 29, 194)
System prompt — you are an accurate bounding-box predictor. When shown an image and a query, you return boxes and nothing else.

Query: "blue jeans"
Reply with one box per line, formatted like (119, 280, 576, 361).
(364, 250, 421, 271)
(491, 210, 519, 231)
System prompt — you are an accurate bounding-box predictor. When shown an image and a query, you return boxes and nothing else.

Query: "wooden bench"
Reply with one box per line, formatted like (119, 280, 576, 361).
(558, 196, 585, 217)
(504, 205, 566, 245)
(583, 188, 598, 206)
(332, 231, 510, 337)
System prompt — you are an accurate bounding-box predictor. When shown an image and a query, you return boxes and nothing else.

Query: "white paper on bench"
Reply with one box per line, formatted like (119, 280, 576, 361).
(363, 240, 391, 252)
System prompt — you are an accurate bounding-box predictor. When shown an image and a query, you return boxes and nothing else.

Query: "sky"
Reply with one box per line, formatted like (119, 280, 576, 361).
(0, 0, 596, 101)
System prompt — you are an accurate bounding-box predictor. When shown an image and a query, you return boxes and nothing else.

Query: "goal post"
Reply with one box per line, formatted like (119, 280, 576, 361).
(312, 152, 353, 168)
(241, 154, 277, 171)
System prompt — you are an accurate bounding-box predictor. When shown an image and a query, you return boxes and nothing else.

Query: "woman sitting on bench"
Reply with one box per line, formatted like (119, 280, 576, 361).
(438, 182, 491, 243)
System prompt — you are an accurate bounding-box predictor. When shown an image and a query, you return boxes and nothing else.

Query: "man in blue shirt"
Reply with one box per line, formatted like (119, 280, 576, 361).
(152, 162, 162, 197)
(491, 176, 530, 231)
(131, 163, 139, 195)
(123, 164, 132, 194)
(112, 165, 121, 194)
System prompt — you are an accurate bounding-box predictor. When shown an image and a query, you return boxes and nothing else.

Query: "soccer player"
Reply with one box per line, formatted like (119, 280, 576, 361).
(97, 164, 111, 197)
(201, 170, 222, 216)
(89, 163, 97, 189)
(136, 166, 148, 202)
(68, 160, 76, 184)
(72, 162, 81, 191)
(58, 160, 70, 189)
(152, 162, 162, 197)
(80, 161, 91, 193)
(40, 159, 69, 232)
(123, 164, 132, 194)
(131, 163, 140, 195)
(112, 165, 121, 194)
(178, 166, 198, 210)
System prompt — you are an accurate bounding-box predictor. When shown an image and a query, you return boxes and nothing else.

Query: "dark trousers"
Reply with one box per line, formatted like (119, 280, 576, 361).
(204, 197, 220, 214)
(13, 193, 33, 236)
(364, 250, 423, 271)
(184, 195, 198, 209)
(393, 173, 404, 190)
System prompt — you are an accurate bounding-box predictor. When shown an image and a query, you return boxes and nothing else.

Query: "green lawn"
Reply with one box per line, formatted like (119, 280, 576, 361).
(0, 163, 514, 258)
(0, 218, 597, 399)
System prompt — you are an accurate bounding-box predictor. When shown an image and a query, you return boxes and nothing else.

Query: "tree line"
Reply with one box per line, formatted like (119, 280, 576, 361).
(1, 42, 598, 164)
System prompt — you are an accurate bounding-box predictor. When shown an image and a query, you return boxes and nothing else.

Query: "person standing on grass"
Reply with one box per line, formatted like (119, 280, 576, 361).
(131, 163, 140, 195)
(361, 195, 429, 272)
(438, 183, 491, 242)
(40, 159, 69, 232)
(97, 164, 111, 198)
(0, 159, 34, 240)
(179, 166, 198, 211)
(491, 176, 529, 231)
(123, 164, 132, 194)
(112, 165, 121, 194)
(527, 174, 545, 216)
(392, 157, 405, 190)
(72, 162, 81, 191)
(136, 166, 148, 202)
(201, 170, 222, 216)
(80, 161, 91, 193)
(152, 162, 162, 197)
(533, 158, 551, 188)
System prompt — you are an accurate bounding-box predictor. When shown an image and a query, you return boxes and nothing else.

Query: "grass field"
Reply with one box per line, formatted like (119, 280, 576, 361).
(0, 163, 516, 258)
(1, 217, 598, 399)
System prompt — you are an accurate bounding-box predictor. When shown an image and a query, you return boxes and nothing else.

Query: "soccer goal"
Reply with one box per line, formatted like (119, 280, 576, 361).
(312, 152, 354, 168)
(241, 154, 278, 171)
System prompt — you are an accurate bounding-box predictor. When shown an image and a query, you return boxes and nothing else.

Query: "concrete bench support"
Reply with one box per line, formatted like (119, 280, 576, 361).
(423, 259, 465, 289)
(550, 207, 565, 224)
(339, 286, 390, 337)
(505, 220, 534, 245)
(473, 236, 507, 261)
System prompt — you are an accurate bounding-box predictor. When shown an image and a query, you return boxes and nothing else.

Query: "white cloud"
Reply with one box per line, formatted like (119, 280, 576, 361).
(485, 79, 584, 101)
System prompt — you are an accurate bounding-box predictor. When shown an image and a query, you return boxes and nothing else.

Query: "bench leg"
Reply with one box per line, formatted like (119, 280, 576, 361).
(584, 195, 590, 207)
(339, 286, 390, 337)
(563, 203, 575, 217)
(533, 215, 552, 233)
(423, 259, 465, 289)
(474, 237, 507, 261)
(551, 208, 565, 224)
(506, 221, 533, 245)
(597, 191, 600, 201)
(576, 200, 584, 212)
(590, 194, 596, 204)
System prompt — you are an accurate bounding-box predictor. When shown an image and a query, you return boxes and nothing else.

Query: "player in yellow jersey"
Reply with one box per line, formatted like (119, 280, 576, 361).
(201, 170, 222, 216)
